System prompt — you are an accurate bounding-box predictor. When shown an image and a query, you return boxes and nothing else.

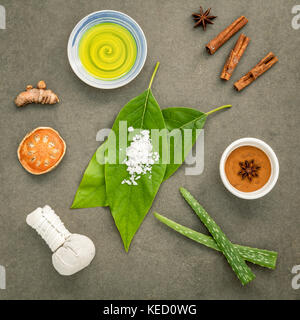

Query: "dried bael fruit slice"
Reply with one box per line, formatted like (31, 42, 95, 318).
(17, 127, 66, 175)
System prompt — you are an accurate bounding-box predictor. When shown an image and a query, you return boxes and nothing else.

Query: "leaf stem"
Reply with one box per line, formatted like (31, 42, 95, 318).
(148, 62, 160, 89)
(206, 104, 232, 116)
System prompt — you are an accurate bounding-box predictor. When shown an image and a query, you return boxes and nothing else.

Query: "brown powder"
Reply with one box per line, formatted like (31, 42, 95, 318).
(225, 146, 271, 192)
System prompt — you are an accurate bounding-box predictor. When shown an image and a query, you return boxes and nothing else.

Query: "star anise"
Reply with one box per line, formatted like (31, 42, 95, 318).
(192, 7, 217, 31)
(238, 160, 261, 182)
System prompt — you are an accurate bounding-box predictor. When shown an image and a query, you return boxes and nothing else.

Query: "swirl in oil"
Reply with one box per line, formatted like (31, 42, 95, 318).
(79, 23, 137, 80)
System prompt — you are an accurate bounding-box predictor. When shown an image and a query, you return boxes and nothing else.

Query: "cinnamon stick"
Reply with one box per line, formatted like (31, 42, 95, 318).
(234, 52, 278, 91)
(206, 16, 248, 55)
(220, 34, 250, 80)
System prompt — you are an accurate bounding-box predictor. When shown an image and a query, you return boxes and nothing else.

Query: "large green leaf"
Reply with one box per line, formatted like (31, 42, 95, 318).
(70, 108, 205, 209)
(71, 142, 108, 208)
(162, 107, 207, 181)
(71, 105, 231, 209)
(105, 87, 167, 252)
(70, 107, 205, 209)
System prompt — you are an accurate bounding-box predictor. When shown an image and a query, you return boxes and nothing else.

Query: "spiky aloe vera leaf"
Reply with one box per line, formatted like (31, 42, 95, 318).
(180, 187, 256, 285)
(153, 212, 277, 269)
(234, 244, 277, 269)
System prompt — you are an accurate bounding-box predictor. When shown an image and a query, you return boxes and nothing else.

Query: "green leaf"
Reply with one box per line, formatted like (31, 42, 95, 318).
(105, 63, 167, 252)
(180, 187, 256, 285)
(70, 107, 206, 210)
(162, 107, 207, 181)
(154, 212, 277, 269)
(71, 142, 108, 208)
(162, 104, 231, 180)
(71, 105, 232, 209)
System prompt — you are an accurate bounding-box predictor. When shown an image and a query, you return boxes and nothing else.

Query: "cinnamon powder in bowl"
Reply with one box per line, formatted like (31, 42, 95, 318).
(225, 146, 271, 192)
(220, 138, 279, 200)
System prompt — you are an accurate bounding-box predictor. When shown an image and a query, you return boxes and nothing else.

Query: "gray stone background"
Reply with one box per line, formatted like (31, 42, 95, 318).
(0, 0, 299, 300)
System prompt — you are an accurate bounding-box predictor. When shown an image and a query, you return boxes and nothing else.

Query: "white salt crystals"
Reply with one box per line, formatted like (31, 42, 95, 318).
(122, 128, 159, 186)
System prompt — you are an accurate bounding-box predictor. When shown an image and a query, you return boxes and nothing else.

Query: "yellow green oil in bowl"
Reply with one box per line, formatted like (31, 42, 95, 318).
(79, 23, 137, 80)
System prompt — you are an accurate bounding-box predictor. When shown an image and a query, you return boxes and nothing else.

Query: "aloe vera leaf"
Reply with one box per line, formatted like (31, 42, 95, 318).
(180, 187, 256, 285)
(153, 212, 277, 269)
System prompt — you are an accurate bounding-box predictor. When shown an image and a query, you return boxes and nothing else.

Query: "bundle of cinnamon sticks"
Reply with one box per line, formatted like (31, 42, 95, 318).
(205, 15, 278, 91)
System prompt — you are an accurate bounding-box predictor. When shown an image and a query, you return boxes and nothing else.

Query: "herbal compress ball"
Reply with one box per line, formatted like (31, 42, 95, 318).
(26, 205, 95, 276)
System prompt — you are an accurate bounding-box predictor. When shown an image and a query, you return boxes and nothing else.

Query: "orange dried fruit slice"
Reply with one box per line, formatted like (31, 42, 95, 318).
(17, 127, 66, 175)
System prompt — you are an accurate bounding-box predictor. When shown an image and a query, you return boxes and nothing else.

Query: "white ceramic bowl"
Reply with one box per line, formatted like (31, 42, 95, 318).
(67, 10, 147, 89)
(220, 138, 279, 200)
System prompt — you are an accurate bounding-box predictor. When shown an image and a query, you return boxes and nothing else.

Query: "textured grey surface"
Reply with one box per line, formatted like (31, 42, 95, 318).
(0, 0, 299, 300)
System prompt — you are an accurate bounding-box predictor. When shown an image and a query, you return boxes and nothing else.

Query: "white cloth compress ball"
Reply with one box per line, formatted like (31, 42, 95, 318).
(52, 234, 95, 276)
(26, 205, 95, 276)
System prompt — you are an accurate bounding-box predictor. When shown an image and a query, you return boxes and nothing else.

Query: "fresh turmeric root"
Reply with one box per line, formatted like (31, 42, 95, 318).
(15, 81, 59, 107)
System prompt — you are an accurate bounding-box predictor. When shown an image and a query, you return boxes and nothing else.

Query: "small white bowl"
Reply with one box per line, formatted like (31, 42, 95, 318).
(219, 138, 279, 200)
(68, 10, 147, 89)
